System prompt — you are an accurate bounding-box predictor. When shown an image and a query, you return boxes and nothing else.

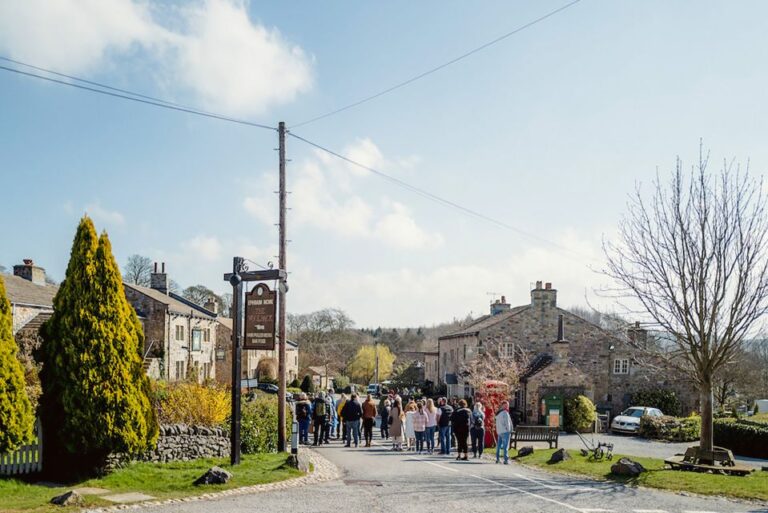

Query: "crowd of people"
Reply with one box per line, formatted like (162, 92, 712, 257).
(294, 391, 516, 463)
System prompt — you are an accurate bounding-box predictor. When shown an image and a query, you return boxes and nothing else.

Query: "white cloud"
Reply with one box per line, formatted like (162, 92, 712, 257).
(243, 138, 440, 250)
(182, 234, 222, 262)
(85, 203, 126, 226)
(0, 0, 312, 115)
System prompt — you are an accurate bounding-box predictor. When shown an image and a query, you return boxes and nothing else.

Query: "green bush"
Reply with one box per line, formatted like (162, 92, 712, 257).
(0, 276, 35, 452)
(714, 418, 768, 459)
(287, 387, 302, 396)
(630, 388, 681, 416)
(300, 375, 315, 394)
(639, 414, 701, 442)
(565, 395, 596, 432)
(240, 395, 292, 454)
(288, 378, 300, 388)
(39, 218, 158, 476)
(333, 375, 350, 391)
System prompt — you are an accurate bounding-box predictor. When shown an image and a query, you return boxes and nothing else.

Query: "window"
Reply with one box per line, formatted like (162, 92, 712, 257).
(175, 361, 185, 380)
(613, 358, 629, 374)
(502, 342, 515, 358)
(463, 345, 467, 360)
(175, 325, 184, 341)
(203, 362, 211, 379)
(191, 329, 202, 351)
(203, 328, 211, 342)
(443, 353, 447, 366)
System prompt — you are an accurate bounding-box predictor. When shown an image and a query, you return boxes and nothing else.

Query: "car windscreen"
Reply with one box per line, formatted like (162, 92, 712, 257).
(621, 408, 645, 418)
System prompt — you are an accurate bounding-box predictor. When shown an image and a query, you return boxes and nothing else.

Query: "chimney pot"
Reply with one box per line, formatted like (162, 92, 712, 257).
(535, 280, 543, 289)
(545, 282, 552, 290)
(501, 295, 506, 304)
(161, 262, 165, 273)
(23, 259, 33, 265)
(154, 262, 158, 273)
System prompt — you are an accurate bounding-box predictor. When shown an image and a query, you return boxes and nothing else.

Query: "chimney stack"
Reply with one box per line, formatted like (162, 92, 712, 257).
(204, 297, 219, 315)
(490, 294, 510, 316)
(531, 280, 557, 308)
(150, 261, 169, 295)
(13, 259, 47, 286)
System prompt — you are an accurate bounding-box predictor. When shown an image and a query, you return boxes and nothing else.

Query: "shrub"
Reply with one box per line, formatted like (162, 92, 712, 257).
(565, 395, 596, 432)
(300, 375, 315, 394)
(0, 276, 35, 452)
(39, 218, 158, 476)
(630, 388, 681, 416)
(714, 418, 768, 459)
(240, 395, 292, 454)
(334, 375, 350, 391)
(639, 414, 701, 442)
(153, 380, 230, 427)
(287, 387, 302, 396)
(288, 378, 300, 388)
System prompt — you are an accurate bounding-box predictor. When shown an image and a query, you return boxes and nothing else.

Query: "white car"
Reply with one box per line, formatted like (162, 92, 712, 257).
(610, 406, 663, 434)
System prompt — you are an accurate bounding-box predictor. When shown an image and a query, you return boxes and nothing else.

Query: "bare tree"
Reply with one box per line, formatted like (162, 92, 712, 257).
(461, 336, 529, 443)
(603, 146, 768, 457)
(182, 284, 218, 306)
(123, 254, 153, 286)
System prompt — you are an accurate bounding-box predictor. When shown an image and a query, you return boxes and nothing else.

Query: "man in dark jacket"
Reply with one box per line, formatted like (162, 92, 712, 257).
(341, 393, 363, 447)
(437, 397, 454, 455)
(312, 392, 329, 446)
(295, 393, 312, 445)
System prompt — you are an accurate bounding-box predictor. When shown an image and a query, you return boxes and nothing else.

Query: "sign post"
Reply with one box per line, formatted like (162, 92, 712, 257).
(224, 263, 286, 465)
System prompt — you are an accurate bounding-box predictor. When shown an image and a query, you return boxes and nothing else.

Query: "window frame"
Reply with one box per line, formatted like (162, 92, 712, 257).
(613, 358, 630, 374)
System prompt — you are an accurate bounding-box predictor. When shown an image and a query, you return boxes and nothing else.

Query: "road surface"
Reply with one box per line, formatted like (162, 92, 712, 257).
(135, 438, 768, 513)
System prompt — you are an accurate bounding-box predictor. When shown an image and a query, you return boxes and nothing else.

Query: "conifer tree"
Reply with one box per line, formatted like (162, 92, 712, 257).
(40, 217, 157, 475)
(0, 276, 35, 453)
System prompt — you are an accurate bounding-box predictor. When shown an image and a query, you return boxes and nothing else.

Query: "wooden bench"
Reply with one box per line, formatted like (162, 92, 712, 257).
(512, 426, 559, 449)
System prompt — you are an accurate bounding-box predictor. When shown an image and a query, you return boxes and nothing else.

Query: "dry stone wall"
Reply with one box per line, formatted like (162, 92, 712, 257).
(141, 424, 230, 463)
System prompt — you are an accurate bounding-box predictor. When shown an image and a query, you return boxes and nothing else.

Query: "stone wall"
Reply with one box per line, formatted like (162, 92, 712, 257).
(139, 424, 230, 463)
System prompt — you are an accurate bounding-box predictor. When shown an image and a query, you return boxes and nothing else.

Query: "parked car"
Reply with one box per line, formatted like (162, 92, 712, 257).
(256, 383, 279, 394)
(610, 406, 663, 434)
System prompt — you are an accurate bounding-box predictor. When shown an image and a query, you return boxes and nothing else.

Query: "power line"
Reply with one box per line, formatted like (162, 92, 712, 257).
(288, 131, 596, 264)
(0, 61, 276, 131)
(290, 0, 582, 129)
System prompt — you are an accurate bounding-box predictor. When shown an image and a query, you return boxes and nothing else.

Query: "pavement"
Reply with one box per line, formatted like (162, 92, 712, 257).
(127, 433, 768, 513)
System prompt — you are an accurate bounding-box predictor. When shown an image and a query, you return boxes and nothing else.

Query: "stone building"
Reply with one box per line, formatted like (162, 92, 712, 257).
(214, 317, 299, 386)
(123, 263, 218, 382)
(438, 282, 696, 422)
(5, 259, 57, 338)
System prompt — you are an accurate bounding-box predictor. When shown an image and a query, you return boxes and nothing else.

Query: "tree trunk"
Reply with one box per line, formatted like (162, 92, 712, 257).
(699, 381, 714, 461)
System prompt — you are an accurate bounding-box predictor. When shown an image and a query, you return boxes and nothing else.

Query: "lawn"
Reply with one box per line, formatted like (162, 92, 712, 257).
(514, 448, 768, 502)
(0, 453, 302, 513)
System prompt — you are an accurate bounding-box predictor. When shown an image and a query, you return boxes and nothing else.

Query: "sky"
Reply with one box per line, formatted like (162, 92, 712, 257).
(2, 0, 768, 328)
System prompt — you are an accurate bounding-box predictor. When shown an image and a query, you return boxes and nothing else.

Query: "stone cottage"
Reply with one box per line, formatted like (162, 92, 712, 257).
(123, 263, 218, 382)
(438, 281, 696, 422)
(214, 316, 299, 386)
(5, 259, 57, 337)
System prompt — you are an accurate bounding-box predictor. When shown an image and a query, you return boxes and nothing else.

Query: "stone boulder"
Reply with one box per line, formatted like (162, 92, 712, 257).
(51, 491, 83, 506)
(611, 458, 646, 477)
(548, 448, 570, 464)
(194, 466, 233, 485)
(517, 446, 534, 458)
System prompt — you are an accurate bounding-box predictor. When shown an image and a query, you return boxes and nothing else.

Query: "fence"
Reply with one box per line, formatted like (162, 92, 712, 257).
(0, 420, 42, 476)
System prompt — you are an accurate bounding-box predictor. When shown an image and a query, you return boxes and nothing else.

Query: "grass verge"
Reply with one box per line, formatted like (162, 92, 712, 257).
(0, 453, 302, 513)
(513, 448, 768, 502)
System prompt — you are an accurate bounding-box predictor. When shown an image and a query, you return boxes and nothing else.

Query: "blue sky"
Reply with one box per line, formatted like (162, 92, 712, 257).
(2, 1, 768, 327)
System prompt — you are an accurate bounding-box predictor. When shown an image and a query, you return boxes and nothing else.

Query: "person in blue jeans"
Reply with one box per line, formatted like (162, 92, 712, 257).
(295, 393, 312, 444)
(436, 397, 454, 455)
(495, 401, 513, 464)
(341, 393, 363, 447)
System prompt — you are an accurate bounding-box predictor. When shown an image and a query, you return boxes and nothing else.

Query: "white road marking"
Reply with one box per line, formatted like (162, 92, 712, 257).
(468, 473, 586, 512)
(579, 510, 614, 512)
(513, 472, 609, 493)
(633, 510, 669, 513)
(407, 456, 459, 473)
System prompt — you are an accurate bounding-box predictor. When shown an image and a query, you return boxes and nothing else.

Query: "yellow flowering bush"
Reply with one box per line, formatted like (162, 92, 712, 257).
(153, 380, 230, 427)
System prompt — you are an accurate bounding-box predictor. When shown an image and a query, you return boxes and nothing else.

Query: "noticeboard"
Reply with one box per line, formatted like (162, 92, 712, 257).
(244, 283, 277, 350)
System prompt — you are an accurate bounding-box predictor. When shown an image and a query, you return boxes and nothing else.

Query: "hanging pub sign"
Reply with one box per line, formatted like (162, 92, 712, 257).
(244, 283, 277, 350)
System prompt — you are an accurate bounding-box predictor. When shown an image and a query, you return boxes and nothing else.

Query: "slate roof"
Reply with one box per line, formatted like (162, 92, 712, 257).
(520, 353, 554, 381)
(439, 305, 530, 340)
(3, 274, 58, 307)
(123, 283, 216, 319)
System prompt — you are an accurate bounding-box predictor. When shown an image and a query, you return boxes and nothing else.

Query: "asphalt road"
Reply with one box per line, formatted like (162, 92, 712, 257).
(135, 437, 768, 513)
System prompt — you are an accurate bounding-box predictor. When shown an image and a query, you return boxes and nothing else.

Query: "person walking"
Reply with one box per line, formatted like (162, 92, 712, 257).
(470, 401, 486, 458)
(336, 393, 348, 442)
(424, 398, 438, 454)
(495, 401, 513, 464)
(436, 397, 454, 455)
(451, 399, 472, 461)
(379, 398, 391, 440)
(362, 394, 377, 447)
(295, 393, 312, 445)
(341, 393, 363, 447)
(404, 400, 417, 451)
(325, 390, 335, 444)
(312, 392, 329, 446)
(413, 402, 428, 454)
(389, 397, 405, 451)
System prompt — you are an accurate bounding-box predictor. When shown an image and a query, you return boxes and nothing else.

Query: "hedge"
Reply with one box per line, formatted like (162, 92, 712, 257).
(241, 395, 292, 454)
(639, 415, 700, 442)
(630, 388, 681, 416)
(714, 418, 768, 459)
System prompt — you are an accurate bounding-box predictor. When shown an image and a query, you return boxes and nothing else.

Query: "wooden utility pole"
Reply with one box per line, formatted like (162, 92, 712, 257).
(277, 121, 287, 452)
(229, 256, 244, 465)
